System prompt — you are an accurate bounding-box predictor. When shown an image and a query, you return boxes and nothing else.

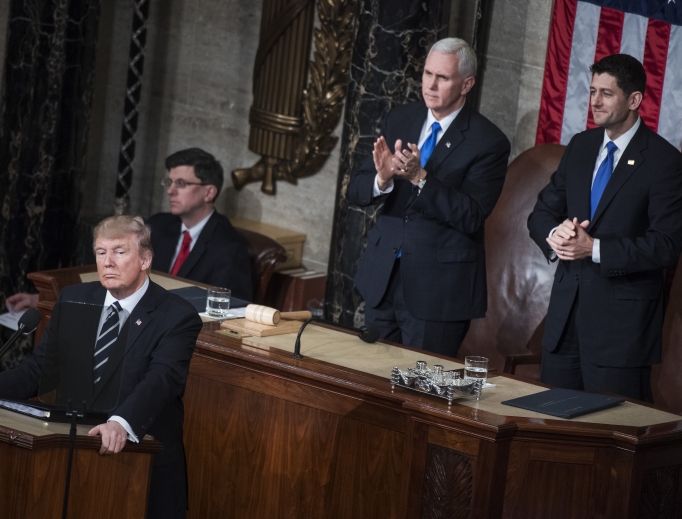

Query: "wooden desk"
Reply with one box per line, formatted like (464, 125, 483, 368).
(28, 267, 682, 518)
(0, 409, 161, 519)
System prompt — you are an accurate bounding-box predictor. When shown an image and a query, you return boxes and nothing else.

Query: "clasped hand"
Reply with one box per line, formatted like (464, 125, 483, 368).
(373, 137, 425, 188)
(546, 217, 594, 261)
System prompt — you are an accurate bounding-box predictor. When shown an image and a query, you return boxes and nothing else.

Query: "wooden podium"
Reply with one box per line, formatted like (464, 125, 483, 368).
(27, 266, 682, 518)
(0, 408, 161, 519)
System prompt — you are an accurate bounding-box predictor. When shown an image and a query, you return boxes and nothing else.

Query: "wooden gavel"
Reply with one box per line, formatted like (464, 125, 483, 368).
(245, 304, 312, 326)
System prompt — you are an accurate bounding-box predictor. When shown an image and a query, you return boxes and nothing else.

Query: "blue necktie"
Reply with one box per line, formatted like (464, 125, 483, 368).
(94, 302, 122, 384)
(590, 141, 618, 219)
(420, 122, 442, 167)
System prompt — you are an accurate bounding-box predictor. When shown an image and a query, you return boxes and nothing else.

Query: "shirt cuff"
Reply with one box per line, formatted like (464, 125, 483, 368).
(373, 174, 394, 197)
(547, 226, 558, 260)
(108, 415, 139, 443)
(592, 238, 601, 263)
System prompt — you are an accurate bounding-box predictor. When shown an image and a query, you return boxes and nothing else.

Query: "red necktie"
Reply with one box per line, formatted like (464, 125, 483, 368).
(170, 230, 192, 276)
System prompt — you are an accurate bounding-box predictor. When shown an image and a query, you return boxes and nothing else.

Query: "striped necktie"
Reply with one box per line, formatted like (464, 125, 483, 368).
(94, 302, 122, 384)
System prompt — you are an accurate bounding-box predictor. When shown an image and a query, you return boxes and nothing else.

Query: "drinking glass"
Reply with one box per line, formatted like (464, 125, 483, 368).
(464, 356, 488, 386)
(206, 287, 231, 318)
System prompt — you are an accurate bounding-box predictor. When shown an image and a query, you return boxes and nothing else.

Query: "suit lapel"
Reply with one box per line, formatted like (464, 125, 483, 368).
(178, 212, 217, 278)
(589, 123, 648, 229)
(423, 101, 471, 175)
(573, 130, 603, 223)
(157, 219, 182, 272)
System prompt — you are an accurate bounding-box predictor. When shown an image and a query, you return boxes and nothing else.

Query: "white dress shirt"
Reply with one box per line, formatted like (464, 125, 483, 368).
(373, 105, 465, 196)
(168, 210, 214, 269)
(102, 276, 150, 442)
(550, 117, 641, 262)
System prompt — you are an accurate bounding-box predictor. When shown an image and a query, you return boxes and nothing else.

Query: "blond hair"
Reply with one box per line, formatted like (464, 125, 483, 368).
(93, 215, 153, 258)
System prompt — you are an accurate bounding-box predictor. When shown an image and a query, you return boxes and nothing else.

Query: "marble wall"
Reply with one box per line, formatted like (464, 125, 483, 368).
(83, 0, 341, 271)
(0, 1, 8, 89)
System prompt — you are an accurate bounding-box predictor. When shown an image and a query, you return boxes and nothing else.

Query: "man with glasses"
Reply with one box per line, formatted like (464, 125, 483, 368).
(149, 148, 252, 300)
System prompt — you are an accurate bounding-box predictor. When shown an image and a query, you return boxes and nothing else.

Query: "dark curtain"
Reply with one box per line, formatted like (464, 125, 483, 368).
(0, 0, 100, 368)
(0, 0, 100, 297)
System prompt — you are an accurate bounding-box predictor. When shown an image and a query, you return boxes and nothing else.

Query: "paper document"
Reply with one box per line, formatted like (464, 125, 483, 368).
(0, 399, 49, 419)
(0, 304, 26, 331)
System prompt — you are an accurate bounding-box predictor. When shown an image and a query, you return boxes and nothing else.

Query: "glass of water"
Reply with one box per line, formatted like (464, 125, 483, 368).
(206, 287, 231, 318)
(464, 356, 488, 385)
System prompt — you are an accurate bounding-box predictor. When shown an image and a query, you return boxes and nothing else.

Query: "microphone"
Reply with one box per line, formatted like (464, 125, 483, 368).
(0, 308, 42, 358)
(292, 317, 380, 359)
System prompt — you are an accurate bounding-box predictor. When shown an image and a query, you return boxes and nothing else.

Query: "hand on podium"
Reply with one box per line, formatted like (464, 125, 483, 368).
(89, 421, 127, 454)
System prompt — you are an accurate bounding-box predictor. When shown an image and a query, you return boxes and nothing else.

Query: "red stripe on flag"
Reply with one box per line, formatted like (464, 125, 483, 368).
(639, 19, 670, 132)
(535, 0, 577, 145)
(587, 7, 624, 129)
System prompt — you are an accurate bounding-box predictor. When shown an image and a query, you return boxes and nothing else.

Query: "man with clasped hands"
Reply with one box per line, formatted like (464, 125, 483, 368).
(348, 38, 511, 357)
(0, 215, 202, 519)
(528, 54, 682, 400)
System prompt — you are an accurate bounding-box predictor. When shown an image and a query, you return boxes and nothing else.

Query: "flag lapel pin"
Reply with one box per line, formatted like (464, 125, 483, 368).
(136, 319, 142, 326)
(628, 160, 635, 165)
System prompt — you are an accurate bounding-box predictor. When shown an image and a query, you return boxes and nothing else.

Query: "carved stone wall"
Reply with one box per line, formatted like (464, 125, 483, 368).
(324, 0, 448, 326)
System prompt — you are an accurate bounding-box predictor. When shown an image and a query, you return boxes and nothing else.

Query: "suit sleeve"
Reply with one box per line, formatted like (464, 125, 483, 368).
(527, 140, 574, 260)
(410, 131, 511, 235)
(112, 305, 202, 438)
(599, 153, 682, 275)
(346, 113, 392, 207)
(0, 293, 65, 399)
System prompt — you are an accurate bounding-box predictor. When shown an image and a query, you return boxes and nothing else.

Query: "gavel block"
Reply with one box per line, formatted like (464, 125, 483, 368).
(220, 305, 312, 337)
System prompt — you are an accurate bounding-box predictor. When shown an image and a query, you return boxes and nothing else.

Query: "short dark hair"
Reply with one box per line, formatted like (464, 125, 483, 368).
(590, 54, 646, 97)
(165, 148, 224, 200)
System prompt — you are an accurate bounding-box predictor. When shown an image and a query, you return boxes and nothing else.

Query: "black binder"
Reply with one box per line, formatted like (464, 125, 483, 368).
(501, 388, 624, 419)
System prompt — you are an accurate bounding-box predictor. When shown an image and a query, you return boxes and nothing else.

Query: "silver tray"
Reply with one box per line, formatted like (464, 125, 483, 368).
(391, 361, 483, 405)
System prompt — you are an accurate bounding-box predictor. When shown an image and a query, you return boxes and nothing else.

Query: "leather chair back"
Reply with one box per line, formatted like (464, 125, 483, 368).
(654, 257, 682, 412)
(236, 229, 287, 305)
(459, 144, 565, 378)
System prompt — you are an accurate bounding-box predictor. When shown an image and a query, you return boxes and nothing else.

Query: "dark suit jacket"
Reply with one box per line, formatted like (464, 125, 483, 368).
(0, 280, 203, 515)
(527, 122, 682, 368)
(347, 100, 511, 322)
(149, 211, 253, 301)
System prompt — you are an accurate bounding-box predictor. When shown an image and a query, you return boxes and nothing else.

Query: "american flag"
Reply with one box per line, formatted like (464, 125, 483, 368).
(536, 0, 682, 150)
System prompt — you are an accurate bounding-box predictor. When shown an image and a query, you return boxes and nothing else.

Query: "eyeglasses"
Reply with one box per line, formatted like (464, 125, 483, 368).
(160, 178, 207, 189)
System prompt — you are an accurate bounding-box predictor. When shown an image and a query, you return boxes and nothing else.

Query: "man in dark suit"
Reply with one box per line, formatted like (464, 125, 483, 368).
(528, 54, 682, 401)
(347, 38, 511, 357)
(0, 215, 203, 519)
(149, 148, 252, 301)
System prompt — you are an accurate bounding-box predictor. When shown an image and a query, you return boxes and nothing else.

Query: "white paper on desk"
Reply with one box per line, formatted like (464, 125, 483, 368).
(199, 308, 246, 321)
(0, 304, 26, 331)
